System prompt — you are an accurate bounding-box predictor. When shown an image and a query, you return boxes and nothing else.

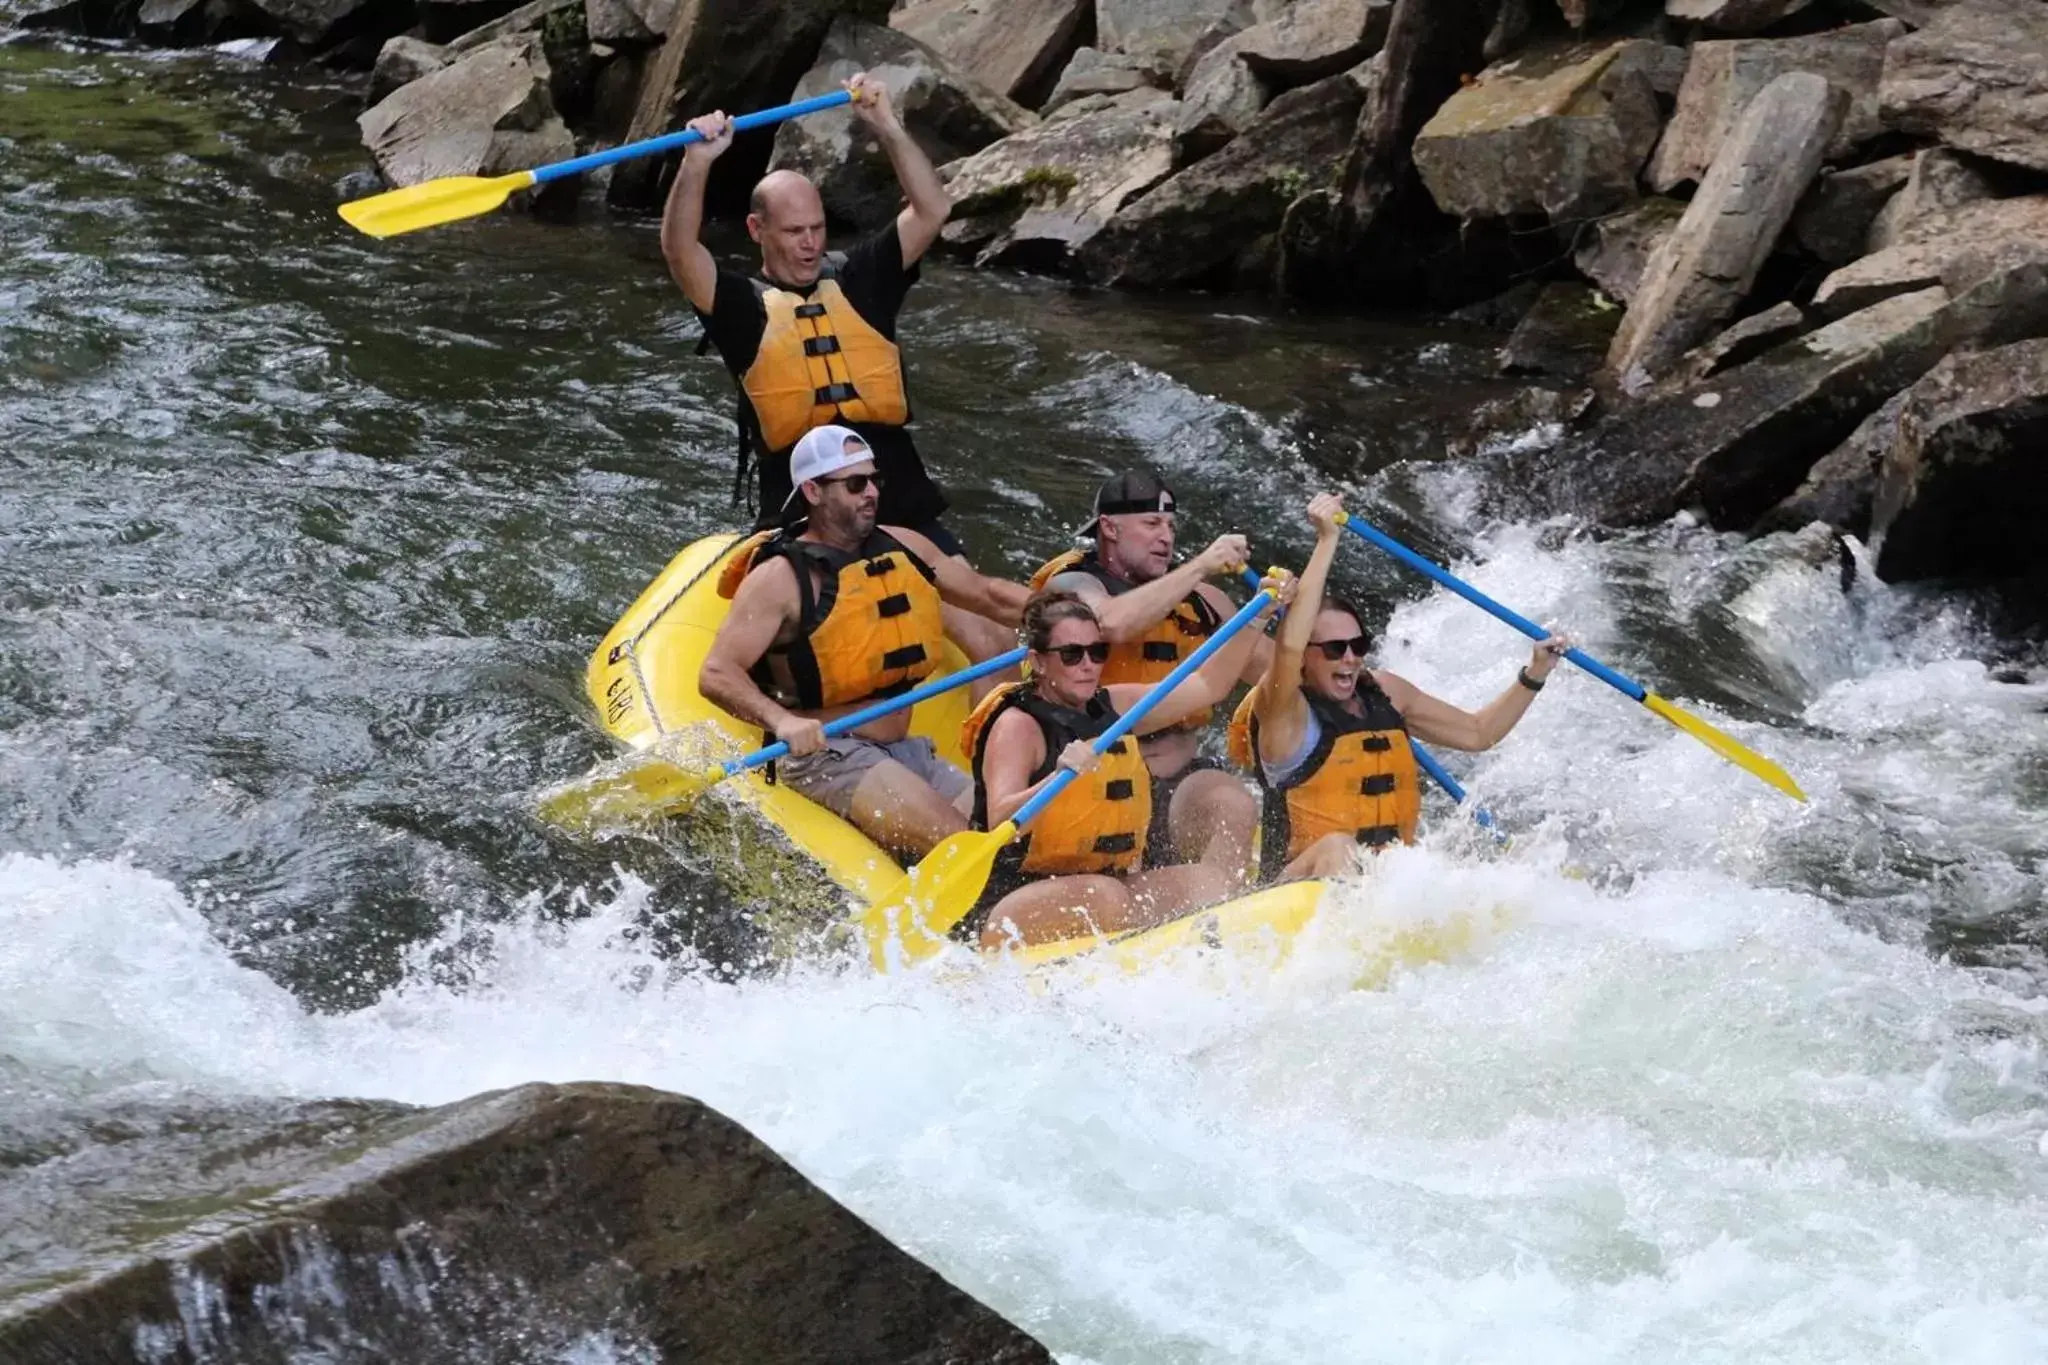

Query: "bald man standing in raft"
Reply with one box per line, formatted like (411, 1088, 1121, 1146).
(661, 75, 956, 536)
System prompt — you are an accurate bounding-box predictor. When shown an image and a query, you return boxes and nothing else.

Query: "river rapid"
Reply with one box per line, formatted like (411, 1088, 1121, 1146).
(4, 33, 2048, 1363)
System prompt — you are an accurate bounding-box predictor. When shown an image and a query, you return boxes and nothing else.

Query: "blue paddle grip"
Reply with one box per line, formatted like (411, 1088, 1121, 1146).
(533, 90, 855, 185)
(1339, 516, 1647, 703)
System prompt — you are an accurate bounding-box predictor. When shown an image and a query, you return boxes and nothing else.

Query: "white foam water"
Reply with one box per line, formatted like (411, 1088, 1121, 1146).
(6, 829, 2046, 1362)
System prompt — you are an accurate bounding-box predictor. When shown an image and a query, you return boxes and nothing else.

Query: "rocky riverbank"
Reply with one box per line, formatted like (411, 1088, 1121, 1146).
(14, 0, 2048, 601)
(0, 1082, 1050, 1363)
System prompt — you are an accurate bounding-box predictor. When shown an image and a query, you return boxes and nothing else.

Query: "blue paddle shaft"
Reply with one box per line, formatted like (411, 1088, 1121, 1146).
(1338, 516, 1647, 702)
(1010, 592, 1273, 831)
(733, 645, 1026, 775)
(532, 90, 855, 186)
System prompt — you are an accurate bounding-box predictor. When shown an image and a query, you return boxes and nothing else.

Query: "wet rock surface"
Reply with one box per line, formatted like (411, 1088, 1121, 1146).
(1813, 195, 2048, 317)
(1608, 71, 1845, 389)
(1498, 281, 1622, 380)
(940, 87, 1178, 269)
(1791, 154, 1914, 265)
(0, 1084, 1052, 1365)
(771, 17, 1031, 229)
(1879, 0, 2048, 174)
(1870, 337, 2048, 582)
(1412, 40, 1665, 222)
(359, 34, 575, 191)
(890, 0, 1088, 103)
(1646, 19, 1903, 192)
(1574, 196, 1685, 304)
(1081, 68, 1367, 288)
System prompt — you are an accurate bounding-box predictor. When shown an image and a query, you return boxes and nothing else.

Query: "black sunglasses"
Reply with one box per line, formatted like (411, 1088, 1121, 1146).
(1044, 642, 1111, 666)
(816, 472, 884, 495)
(1308, 635, 1370, 660)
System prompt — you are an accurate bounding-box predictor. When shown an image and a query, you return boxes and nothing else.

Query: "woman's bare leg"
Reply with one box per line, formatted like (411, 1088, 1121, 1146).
(977, 875, 1134, 949)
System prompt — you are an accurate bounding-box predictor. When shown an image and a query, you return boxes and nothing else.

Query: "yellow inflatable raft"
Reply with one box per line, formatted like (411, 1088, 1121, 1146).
(549, 533, 1497, 977)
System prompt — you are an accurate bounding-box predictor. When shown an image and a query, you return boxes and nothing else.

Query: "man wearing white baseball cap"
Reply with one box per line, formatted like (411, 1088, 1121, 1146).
(700, 427, 1030, 858)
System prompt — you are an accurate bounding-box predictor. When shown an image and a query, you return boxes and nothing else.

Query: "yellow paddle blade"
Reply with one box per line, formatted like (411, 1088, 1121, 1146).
(534, 754, 725, 835)
(856, 822, 1014, 971)
(1642, 692, 1807, 803)
(337, 170, 539, 238)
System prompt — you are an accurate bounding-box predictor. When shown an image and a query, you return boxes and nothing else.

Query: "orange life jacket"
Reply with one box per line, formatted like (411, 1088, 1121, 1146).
(1227, 682, 1421, 880)
(962, 682, 1153, 878)
(716, 528, 944, 710)
(1028, 549, 1223, 731)
(741, 269, 909, 456)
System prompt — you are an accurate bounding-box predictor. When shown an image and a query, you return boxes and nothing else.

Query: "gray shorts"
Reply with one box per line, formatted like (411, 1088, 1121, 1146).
(775, 735, 971, 822)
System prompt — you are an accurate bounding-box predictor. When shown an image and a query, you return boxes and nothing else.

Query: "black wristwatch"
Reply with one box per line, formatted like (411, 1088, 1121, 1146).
(1517, 666, 1546, 692)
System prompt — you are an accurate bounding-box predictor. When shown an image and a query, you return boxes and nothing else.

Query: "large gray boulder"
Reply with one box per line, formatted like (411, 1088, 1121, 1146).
(890, 0, 1089, 102)
(1879, 0, 2048, 173)
(1545, 286, 1959, 526)
(1812, 195, 2048, 317)
(1647, 19, 1904, 192)
(608, 0, 895, 209)
(1664, 0, 1813, 33)
(1174, 32, 1271, 162)
(585, 0, 674, 42)
(939, 87, 1178, 269)
(358, 34, 575, 192)
(1574, 197, 1685, 304)
(1758, 387, 1911, 536)
(1096, 0, 1240, 72)
(1865, 146, 1996, 252)
(770, 18, 1033, 229)
(1871, 338, 2048, 581)
(1677, 300, 1810, 383)
(1534, 253, 2048, 529)
(1608, 72, 1846, 391)
(1789, 153, 1914, 265)
(1044, 46, 1172, 113)
(1235, 0, 1392, 83)
(243, 0, 376, 46)
(0, 1085, 1052, 1364)
(1080, 68, 1367, 288)
(369, 34, 451, 104)
(1412, 40, 1666, 223)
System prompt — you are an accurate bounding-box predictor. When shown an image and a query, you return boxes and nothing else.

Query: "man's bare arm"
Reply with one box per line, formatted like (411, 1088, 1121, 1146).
(698, 560, 806, 736)
(891, 527, 1026, 626)
(1044, 533, 1246, 643)
(659, 112, 732, 314)
(847, 74, 950, 265)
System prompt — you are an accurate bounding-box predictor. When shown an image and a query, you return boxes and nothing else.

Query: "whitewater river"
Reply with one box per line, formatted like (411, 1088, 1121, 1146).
(4, 33, 2047, 1364)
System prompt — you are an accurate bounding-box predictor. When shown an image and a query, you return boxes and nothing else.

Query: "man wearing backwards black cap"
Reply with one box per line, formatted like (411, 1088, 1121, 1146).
(701, 427, 1030, 861)
(1030, 470, 1265, 881)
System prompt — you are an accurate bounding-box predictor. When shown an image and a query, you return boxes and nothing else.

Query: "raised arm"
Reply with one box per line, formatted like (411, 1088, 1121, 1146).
(1047, 533, 1247, 643)
(1375, 634, 1568, 752)
(1251, 493, 1345, 764)
(697, 559, 824, 753)
(891, 526, 1027, 626)
(1113, 569, 1293, 734)
(846, 73, 950, 266)
(659, 112, 733, 314)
